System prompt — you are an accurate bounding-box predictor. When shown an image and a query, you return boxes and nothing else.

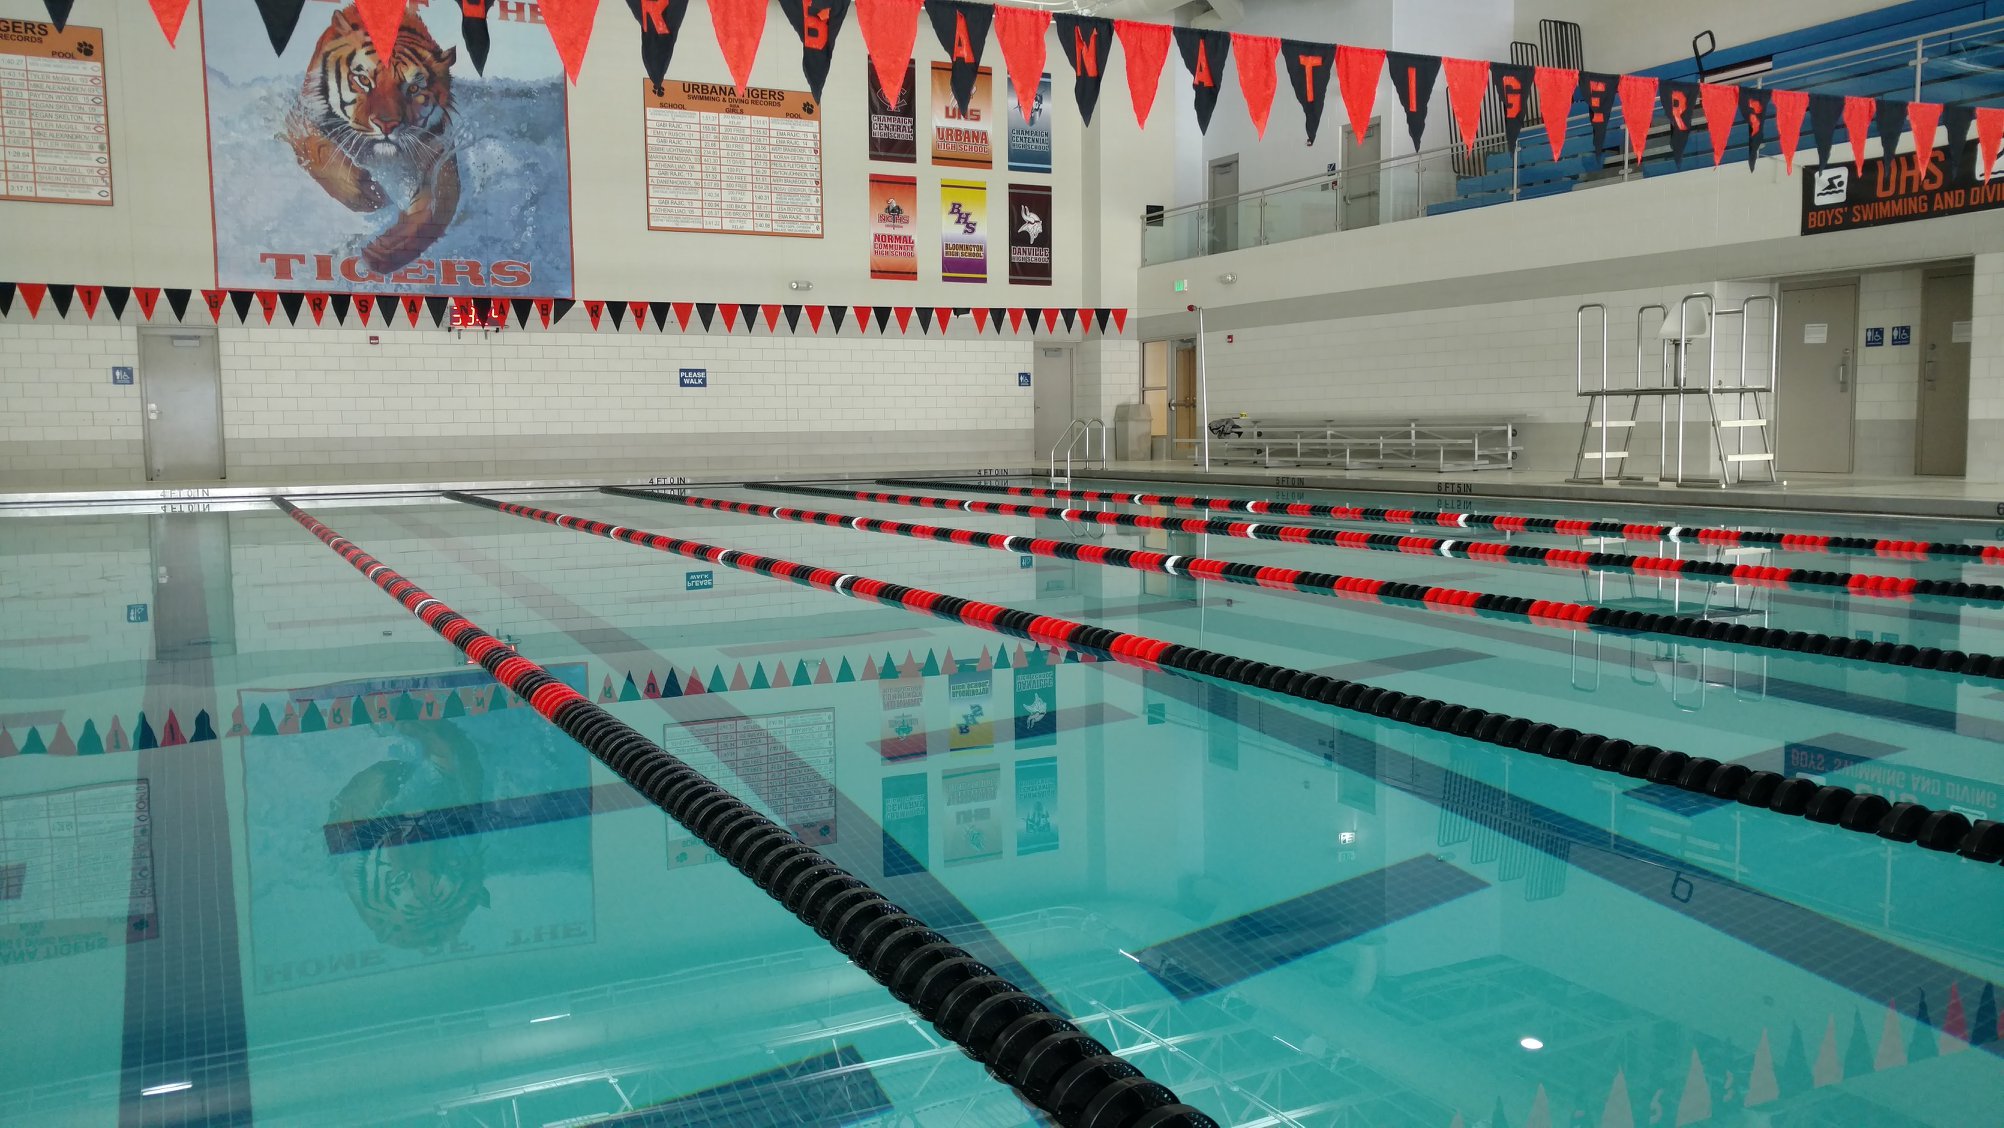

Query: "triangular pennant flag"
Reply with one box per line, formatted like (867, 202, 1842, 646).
(1582, 72, 1617, 153)
(914, 306, 934, 333)
(1975, 106, 2003, 181)
(355, 0, 408, 64)
(401, 294, 424, 326)
(104, 285, 130, 320)
(1599, 1069, 1635, 1128)
(48, 283, 74, 319)
(1534, 66, 1579, 159)
(1909, 994, 1937, 1062)
(427, 294, 451, 327)
(1908, 102, 1942, 177)
(1943, 983, 1969, 1052)
(1443, 57, 1489, 150)
(695, 301, 716, 330)
(306, 291, 329, 324)
(1054, 14, 1112, 125)
(1974, 983, 1999, 1044)
(1094, 308, 1111, 333)
(1843, 1008, 1875, 1080)
(856, 0, 925, 110)
(279, 291, 305, 324)
(1675, 1050, 1711, 1125)
(1619, 74, 1657, 162)
(783, 303, 802, 332)
(929, 1, 992, 116)
(1175, 27, 1232, 135)
(585, 300, 605, 329)
(1772, 88, 1808, 173)
(1111, 308, 1127, 334)
(1234, 34, 1282, 139)
(16, 283, 44, 318)
(720, 303, 740, 331)
(1843, 95, 1875, 173)
(629, 0, 692, 94)
(893, 306, 913, 333)
(1060, 308, 1077, 332)
(1785, 1023, 1815, 1092)
(1874, 999, 1907, 1071)
(873, 305, 892, 332)
(1115, 20, 1172, 129)
(354, 293, 376, 325)
(993, 5, 1050, 124)
(708, 0, 768, 96)
(253, 0, 309, 54)
(229, 289, 254, 323)
(1388, 52, 1443, 152)
(461, 0, 493, 74)
(971, 307, 990, 333)
(1942, 103, 1976, 180)
(1492, 63, 1534, 150)
(76, 284, 101, 319)
(0, 282, 13, 318)
(1742, 89, 1769, 168)
(761, 303, 782, 331)
(779, 0, 849, 103)
(988, 306, 1007, 332)
(853, 304, 872, 330)
(135, 287, 160, 320)
(1335, 46, 1384, 146)
(1875, 97, 1907, 166)
(1041, 307, 1059, 332)
(828, 304, 848, 332)
(1701, 83, 1739, 165)
(937, 305, 954, 331)
(148, 0, 193, 46)
(606, 301, 627, 330)
(805, 304, 824, 331)
(1660, 81, 1701, 163)
(1745, 1031, 1778, 1107)
(1809, 92, 1845, 167)
(258, 290, 282, 324)
(1008, 307, 1025, 333)
(1283, 40, 1337, 144)
(737, 301, 759, 331)
(541, 0, 601, 83)
(671, 301, 693, 330)
(511, 297, 533, 328)
(41, 0, 74, 30)
(552, 297, 577, 325)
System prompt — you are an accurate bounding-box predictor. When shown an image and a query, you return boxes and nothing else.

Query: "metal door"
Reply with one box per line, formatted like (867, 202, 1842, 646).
(149, 512, 238, 661)
(1168, 341, 1198, 453)
(138, 328, 226, 481)
(1339, 120, 1381, 229)
(1207, 156, 1239, 254)
(1032, 345, 1076, 457)
(1916, 271, 1973, 476)
(1776, 283, 1857, 474)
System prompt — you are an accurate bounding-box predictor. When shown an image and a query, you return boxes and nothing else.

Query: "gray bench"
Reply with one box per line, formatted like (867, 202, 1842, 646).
(1184, 417, 1521, 471)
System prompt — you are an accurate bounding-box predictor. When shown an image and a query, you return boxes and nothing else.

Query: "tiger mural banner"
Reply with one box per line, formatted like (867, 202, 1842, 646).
(204, 1, 575, 297)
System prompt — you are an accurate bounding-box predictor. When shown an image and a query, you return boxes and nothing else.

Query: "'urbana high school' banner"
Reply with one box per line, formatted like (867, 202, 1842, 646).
(1802, 145, 2004, 236)
(204, 1, 575, 296)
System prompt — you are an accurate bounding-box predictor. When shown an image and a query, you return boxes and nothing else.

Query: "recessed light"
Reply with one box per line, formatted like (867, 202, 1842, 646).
(530, 1013, 571, 1024)
(1519, 1036, 1545, 1051)
(142, 1082, 193, 1097)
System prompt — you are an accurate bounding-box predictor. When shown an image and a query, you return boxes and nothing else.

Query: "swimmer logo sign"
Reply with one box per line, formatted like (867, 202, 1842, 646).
(1801, 146, 2004, 236)
(203, 2, 575, 296)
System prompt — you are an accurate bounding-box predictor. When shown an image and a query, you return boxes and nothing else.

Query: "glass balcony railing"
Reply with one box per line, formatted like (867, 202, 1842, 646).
(1142, 14, 2004, 266)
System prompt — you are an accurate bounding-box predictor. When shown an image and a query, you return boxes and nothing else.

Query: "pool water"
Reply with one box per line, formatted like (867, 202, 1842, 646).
(3, 477, 2001, 1126)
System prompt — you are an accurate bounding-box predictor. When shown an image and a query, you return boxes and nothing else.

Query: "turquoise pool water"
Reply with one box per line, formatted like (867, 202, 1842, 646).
(3, 477, 2001, 1126)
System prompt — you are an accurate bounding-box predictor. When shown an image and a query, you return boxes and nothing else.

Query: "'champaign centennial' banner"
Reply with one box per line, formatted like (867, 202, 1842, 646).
(1007, 183, 1052, 286)
(941, 179, 988, 284)
(1007, 74, 1053, 174)
(204, 1, 576, 296)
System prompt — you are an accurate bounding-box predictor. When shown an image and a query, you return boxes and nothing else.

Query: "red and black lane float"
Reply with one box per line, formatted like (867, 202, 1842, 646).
(274, 497, 1218, 1128)
(789, 482, 2002, 607)
(615, 485, 2004, 682)
(445, 491, 2004, 868)
(883, 477, 2004, 566)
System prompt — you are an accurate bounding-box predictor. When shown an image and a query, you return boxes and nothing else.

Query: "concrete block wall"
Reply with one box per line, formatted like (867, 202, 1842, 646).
(0, 322, 144, 486)
(1970, 253, 2004, 483)
(1853, 269, 1925, 477)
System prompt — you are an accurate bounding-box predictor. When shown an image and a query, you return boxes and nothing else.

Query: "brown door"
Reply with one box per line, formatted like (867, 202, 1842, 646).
(1916, 271, 1973, 476)
(1776, 283, 1858, 474)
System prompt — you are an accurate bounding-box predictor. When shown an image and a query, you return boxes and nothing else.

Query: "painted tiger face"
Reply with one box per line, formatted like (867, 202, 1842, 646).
(310, 6, 456, 157)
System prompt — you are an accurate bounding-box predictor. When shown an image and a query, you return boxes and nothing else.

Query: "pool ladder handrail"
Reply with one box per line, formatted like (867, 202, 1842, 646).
(1050, 417, 1107, 485)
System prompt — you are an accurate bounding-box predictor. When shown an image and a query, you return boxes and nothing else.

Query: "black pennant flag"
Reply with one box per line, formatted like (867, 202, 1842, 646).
(1943, 103, 1976, 180)
(1582, 72, 1617, 153)
(1385, 52, 1441, 152)
(1659, 81, 1700, 163)
(782, 304, 802, 332)
(828, 305, 848, 332)
(253, 0, 309, 54)
(331, 294, 352, 324)
(1054, 14, 1112, 125)
(1809, 93, 1845, 167)
(1283, 40, 1337, 145)
(695, 302, 715, 330)
(1060, 308, 1077, 333)
(651, 301, 672, 331)
(1491, 63, 1534, 149)
(737, 302, 759, 332)
(551, 298, 576, 325)
(1094, 308, 1111, 333)
(229, 290, 254, 323)
(929, 1, 992, 116)
(1743, 90, 1769, 168)
(1874, 97, 1907, 161)
(873, 306, 893, 333)
(104, 286, 131, 320)
(280, 292, 305, 325)
(512, 298, 533, 328)
(607, 302, 627, 330)
(43, 0, 74, 31)
(628, 0, 692, 95)
(1174, 27, 1231, 134)
(779, 0, 850, 104)
(989, 307, 1007, 334)
(165, 289, 192, 321)
(460, 2, 493, 75)
(426, 295, 450, 327)
(0, 282, 13, 318)
(914, 307, 935, 333)
(47, 284, 73, 319)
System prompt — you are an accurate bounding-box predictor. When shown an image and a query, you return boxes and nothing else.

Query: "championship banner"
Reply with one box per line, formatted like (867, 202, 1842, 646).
(869, 173, 919, 281)
(204, 2, 575, 296)
(1015, 757, 1058, 854)
(879, 676, 927, 759)
(881, 772, 929, 876)
(930, 61, 993, 168)
(1013, 664, 1056, 747)
(1007, 183, 1052, 287)
(946, 666, 994, 750)
(1803, 146, 2004, 236)
(942, 763, 1001, 865)
(1007, 73, 1052, 173)
(940, 179, 989, 284)
(867, 58, 916, 163)
(644, 81, 824, 237)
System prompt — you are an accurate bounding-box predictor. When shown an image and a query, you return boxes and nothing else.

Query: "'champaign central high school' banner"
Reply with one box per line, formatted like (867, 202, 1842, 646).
(204, 1, 575, 296)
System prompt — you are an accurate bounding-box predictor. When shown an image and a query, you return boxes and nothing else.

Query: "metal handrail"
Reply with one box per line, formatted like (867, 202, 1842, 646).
(1049, 417, 1105, 482)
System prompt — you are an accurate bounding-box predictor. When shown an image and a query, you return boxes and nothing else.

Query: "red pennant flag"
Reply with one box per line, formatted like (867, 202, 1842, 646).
(1701, 83, 1740, 166)
(19, 282, 45, 318)
(709, 0, 767, 96)
(805, 305, 825, 332)
(77, 284, 101, 318)
(1334, 46, 1383, 146)
(135, 288, 160, 319)
(935, 306, 954, 333)
(972, 307, 989, 333)
(1619, 74, 1657, 161)
(893, 306, 912, 333)
(628, 299, 649, 328)
(1977, 106, 2004, 182)
(672, 301, 693, 330)
(1771, 88, 1808, 173)
(1041, 307, 1059, 332)
(856, 0, 924, 110)
(540, 0, 600, 83)
(993, 5, 1051, 124)
(853, 305, 871, 331)
(201, 289, 226, 321)
(355, 294, 376, 325)
(1007, 307, 1025, 333)
(585, 300, 604, 329)
(1233, 34, 1280, 139)
(1111, 308, 1128, 334)
(762, 303, 782, 331)
(719, 303, 739, 331)
(355, 0, 407, 63)
(532, 297, 552, 327)
(400, 295, 421, 326)
(307, 292, 329, 325)
(1115, 20, 1172, 129)
(1443, 57, 1489, 150)
(147, 0, 192, 45)
(1907, 102, 1943, 176)
(1534, 67, 1579, 160)
(1843, 95, 1874, 173)
(257, 291, 280, 324)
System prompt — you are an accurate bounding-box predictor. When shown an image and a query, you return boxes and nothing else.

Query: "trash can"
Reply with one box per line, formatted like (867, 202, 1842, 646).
(1112, 402, 1151, 462)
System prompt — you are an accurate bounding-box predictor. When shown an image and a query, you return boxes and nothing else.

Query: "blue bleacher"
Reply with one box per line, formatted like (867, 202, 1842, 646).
(1424, 0, 2004, 219)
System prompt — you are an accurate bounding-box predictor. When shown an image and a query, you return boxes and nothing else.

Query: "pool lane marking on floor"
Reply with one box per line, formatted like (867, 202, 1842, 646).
(1109, 662, 2004, 1053)
(855, 481, 1999, 606)
(640, 484, 2004, 687)
(592, 1045, 895, 1126)
(455, 491, 2004, 868)
(885, 477, 2004, 567)
(276, 499, 1214, 1127)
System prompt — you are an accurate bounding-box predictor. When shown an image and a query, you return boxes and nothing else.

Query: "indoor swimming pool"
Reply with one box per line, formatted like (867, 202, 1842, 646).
(3, 477, 2002, 1127)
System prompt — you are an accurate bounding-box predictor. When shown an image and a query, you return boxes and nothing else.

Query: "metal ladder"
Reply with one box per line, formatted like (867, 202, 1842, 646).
(1050, 418, 1106, 486)
(1688, 293, 1780, 487)
(1569, 302, 1666, 483)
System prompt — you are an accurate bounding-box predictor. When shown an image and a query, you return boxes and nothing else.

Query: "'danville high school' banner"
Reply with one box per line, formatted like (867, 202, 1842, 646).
(203, 1, 575, 296)
(1007, 183, 1052, 286)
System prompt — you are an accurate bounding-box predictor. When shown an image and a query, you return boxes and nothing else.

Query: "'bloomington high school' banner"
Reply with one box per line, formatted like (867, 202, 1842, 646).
(941, 180, 989, 284)
(1007, 183, 1052, 286)
(204, 1, 575, 296)
(931, 62, 993, 168)
(1802, 145, 2004, 236)
(867, 59, 917, 163)
(869, 173, 919, 281)
(1007, 74, 1053, 174)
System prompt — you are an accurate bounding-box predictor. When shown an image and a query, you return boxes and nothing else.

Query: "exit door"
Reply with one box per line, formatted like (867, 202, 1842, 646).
(1339, 120, 1381, 229)
(1916, 270, 1973, 476)
(1032, 345, 1076, 458)
(139, 328, 226, 481)
(1776, 283, 1858, 474)
(1169, 341, 1198, 458)
(1207, 156, 1239, 254)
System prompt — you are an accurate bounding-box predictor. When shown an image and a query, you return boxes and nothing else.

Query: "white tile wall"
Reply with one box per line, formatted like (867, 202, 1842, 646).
(1852, 269, 1924, 476)
(1967, 253, 2004, 482)
(0, 322, 144, 484)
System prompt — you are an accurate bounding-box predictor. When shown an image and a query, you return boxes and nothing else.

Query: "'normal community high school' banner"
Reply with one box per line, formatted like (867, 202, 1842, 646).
(204, 1, 575, 296)
(870, 174, 919, 281)
(941, 180, 988, 284)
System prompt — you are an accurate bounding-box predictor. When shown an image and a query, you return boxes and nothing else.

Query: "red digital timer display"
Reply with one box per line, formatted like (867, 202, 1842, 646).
(449, 299, 509, 330)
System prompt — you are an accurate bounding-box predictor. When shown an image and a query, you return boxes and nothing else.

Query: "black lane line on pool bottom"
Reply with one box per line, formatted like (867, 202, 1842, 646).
(853, 480, 2002, 606)
(645, 484, 2004, 686)
(277, 499, 1217, 1128)
(885, 476, 2004, 566)
(460, 492, 2004, 869)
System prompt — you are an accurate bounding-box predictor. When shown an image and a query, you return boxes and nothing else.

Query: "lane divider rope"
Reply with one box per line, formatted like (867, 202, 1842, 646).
(451, 491, 2004, 869)
(883, 477, 2004, 566)
(617, 486, 2004, 682)
(275, 497, 1218, 1128)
